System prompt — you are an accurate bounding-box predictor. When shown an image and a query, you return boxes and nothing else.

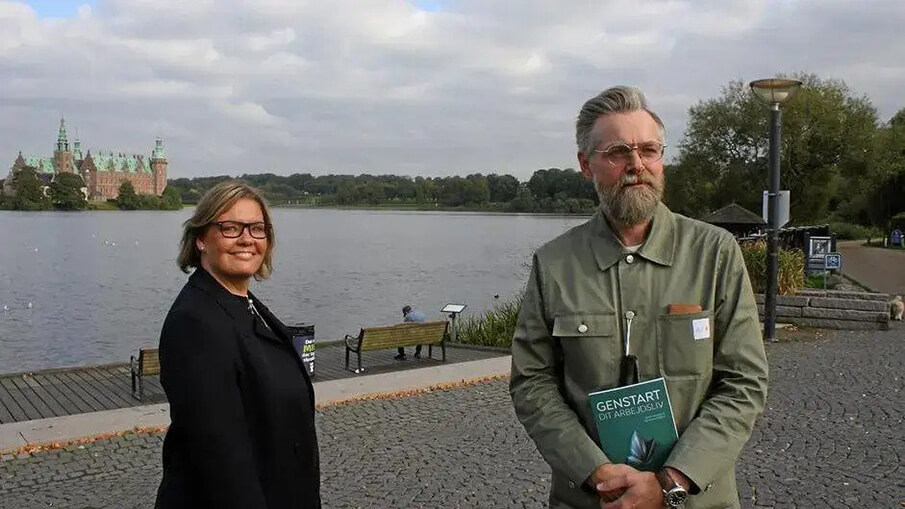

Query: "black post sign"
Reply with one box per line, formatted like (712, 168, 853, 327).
(288, 324, 315, 377)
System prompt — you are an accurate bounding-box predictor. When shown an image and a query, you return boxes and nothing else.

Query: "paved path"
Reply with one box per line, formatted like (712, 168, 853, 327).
(838, 240, 905, 296)
(1, 326, 903, 508)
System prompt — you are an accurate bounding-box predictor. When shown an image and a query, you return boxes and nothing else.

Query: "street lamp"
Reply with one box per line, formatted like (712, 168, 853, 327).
(749, 78, 802, 342)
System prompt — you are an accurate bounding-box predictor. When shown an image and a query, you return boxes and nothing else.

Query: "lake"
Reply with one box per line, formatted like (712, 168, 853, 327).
(0, 208, 587, 373)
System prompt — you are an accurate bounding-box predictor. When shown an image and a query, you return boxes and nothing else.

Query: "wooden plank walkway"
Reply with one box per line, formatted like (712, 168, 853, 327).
(0, 343, 506, 425)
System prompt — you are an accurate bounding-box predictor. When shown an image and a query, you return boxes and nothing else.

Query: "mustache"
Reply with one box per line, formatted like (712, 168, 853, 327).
(618, 172, 657, 188)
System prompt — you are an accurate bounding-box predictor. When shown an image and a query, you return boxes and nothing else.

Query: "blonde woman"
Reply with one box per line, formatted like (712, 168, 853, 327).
(155, 181, 320, 508)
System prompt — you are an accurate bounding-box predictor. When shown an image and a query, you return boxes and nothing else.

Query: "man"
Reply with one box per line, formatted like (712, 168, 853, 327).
(509, 86, 768, 509)
(395, 304, 426, 360)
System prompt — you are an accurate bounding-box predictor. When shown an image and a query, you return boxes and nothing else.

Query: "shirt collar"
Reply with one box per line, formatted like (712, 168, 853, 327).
(590, 201, 675, 271)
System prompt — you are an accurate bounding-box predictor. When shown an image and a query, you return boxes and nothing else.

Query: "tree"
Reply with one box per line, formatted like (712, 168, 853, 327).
(49, 172, 87, 210)
(507, 183, 538, 212)
(159, 186, 183, 210)
(117, 181, 140, 210)
(487, 174, 519, 202)
(673, 73, 879, 223)
(11, 166, 51, 211)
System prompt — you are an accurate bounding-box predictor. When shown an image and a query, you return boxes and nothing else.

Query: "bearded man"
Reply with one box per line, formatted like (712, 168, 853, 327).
(509, 86, 768, 509)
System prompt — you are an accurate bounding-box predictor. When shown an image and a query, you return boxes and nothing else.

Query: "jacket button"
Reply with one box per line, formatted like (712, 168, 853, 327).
(625, 254, 635, 264)
(568, 481, 576, 488)
(577, 324, 588, 333)
(705, 483, 712, 491)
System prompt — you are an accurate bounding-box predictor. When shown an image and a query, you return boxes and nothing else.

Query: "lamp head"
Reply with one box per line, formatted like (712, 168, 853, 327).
(749, 78, 803, 105)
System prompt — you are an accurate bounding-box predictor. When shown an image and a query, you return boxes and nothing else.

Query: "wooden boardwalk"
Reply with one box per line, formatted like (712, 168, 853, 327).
(0, 343, 506, 425)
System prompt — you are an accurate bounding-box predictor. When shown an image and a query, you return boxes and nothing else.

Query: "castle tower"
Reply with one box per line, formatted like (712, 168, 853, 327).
(150, 137, 168, 195)
(53, 117, 74, 174)
(73, 131, 82, 161)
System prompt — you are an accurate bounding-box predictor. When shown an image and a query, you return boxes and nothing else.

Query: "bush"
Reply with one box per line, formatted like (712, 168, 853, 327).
(456, 295, 523, 348)
(829, 222, 882, 240)
(740, 240, 805, 295)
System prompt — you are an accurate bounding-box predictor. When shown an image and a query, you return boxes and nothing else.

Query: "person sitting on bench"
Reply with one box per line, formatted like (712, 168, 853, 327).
(395, 304, 426, 360)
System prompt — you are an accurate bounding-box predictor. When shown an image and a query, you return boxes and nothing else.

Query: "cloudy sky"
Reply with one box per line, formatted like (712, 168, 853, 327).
(1, 0, 903, 179)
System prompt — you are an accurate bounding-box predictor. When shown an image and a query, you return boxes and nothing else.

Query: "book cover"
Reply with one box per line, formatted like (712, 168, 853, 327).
(587, 377, 678, 471)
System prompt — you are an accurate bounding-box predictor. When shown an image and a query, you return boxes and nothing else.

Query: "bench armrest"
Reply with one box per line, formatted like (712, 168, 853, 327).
(344, 334, 361, 352)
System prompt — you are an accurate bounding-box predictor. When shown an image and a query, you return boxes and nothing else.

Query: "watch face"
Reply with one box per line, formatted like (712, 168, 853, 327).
(666, 489, 688, 506)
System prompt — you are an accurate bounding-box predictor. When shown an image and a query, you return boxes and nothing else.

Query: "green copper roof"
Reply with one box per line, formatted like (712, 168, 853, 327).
(23, 156, 56, 174)
(58, 117, 68, 141)
(90, 151, 151, 174)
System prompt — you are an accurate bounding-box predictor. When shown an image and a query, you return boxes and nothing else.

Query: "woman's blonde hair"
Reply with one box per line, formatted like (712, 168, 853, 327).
(177, 181, 275, 279)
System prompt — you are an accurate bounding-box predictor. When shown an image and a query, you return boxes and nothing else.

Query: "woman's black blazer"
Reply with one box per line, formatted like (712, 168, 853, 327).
(155, 268, 320, 508)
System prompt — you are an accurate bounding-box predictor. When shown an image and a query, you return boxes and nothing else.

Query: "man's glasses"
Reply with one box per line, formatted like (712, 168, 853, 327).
(213, 221, 270, 239)
(594, 142, 666, 166)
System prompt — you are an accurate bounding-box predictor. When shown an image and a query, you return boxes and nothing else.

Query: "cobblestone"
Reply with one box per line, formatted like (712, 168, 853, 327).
(0, 325, 902, 508)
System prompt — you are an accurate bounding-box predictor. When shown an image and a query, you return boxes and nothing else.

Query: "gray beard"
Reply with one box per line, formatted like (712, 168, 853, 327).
(596, 174, 663, 227)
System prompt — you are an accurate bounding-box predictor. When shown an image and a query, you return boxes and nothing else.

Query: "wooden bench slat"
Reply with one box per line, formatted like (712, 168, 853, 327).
(358, 321, 447, 352)
(346, 321, 449, 372)
(139, 350, 160, 376)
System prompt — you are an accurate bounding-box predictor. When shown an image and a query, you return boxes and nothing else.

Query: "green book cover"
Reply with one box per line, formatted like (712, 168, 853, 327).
(587, 377, 678, 471)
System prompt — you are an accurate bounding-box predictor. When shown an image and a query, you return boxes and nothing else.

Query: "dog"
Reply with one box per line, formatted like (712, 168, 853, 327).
(890, 296, 904, 321)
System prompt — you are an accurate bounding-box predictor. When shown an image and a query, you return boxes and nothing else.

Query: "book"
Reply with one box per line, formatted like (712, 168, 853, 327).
(587, 377, 678, 471)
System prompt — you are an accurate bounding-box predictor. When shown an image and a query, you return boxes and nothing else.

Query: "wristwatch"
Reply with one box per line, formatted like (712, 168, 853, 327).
(655, 470, 688, 508)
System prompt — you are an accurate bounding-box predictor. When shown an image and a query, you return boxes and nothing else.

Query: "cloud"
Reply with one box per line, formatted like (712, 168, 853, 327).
(1, 0, 904, 178)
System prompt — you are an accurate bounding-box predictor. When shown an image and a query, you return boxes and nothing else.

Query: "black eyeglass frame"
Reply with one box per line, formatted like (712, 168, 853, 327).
(211, 221, 271, 239)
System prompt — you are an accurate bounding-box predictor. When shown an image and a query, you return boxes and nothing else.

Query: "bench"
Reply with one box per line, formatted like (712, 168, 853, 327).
(344, 321, 449, 373)
(130, 348, 160, 400)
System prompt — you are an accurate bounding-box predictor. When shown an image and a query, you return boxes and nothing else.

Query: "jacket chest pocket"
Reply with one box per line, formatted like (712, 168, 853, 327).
(656, 311, 714, 378)
(553, 313, 618, 385)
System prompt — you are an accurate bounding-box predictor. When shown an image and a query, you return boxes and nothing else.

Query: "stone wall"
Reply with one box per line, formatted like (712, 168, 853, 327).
(755, 290, 890, 330)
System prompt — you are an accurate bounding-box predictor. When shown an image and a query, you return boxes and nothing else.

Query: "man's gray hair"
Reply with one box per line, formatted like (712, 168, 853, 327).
(575, 86, 665, 157)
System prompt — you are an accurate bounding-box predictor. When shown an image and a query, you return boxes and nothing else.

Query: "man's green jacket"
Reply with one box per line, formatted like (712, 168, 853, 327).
(510, 203, 768, 508)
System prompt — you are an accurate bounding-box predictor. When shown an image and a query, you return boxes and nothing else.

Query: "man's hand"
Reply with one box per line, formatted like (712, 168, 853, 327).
(593, 464, 663, 509)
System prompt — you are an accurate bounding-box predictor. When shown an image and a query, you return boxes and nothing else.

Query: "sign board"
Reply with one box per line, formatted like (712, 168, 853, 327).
(824, 252, 842, 270)
(762, 190, 791, 228)
(808, 236, 832, 259)
(441, 303, 467, 314)
(288, 324, 315, 377)
(892, 229, 903, 246)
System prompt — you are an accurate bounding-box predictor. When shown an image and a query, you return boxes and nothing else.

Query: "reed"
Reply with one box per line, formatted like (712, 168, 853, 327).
(456, 295, 523, 348)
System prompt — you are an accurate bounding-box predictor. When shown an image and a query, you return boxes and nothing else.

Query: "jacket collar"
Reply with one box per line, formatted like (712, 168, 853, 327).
(590, 201, 676, 272)
(188, 268, 287, 344)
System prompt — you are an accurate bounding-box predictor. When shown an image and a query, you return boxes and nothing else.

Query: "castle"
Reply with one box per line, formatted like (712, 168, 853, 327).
(3, 118, 168, 200)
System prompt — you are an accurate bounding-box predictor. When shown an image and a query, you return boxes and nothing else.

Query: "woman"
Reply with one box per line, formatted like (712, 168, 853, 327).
(155, 181, 320, 508)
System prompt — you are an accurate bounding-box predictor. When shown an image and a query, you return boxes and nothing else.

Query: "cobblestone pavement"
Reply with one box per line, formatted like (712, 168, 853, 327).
(1, 326, 903, 508)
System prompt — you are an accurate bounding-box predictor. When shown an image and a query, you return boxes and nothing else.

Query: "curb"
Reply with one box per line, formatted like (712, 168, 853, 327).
(840, 272, 875, 293)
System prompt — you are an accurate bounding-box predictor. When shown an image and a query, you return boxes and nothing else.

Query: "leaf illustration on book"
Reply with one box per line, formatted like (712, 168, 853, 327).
(626, 431, 657, 468)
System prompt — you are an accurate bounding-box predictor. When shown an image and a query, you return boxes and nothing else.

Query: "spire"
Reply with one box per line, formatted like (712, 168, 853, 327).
(56, 117, 70, 152)
(151, 137, 166, 160)
(73, 127, 82, 159)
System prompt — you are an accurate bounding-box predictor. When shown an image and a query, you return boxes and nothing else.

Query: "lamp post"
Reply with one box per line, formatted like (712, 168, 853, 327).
(749, 78, 802, 342)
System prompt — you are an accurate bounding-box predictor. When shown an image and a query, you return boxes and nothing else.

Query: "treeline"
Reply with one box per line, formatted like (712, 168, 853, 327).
(168, 168, 599, 214)
(169, 73, 905, 227)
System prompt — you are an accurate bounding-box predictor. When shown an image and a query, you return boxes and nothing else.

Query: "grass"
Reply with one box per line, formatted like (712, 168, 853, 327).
(455, 295, 523, 348)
